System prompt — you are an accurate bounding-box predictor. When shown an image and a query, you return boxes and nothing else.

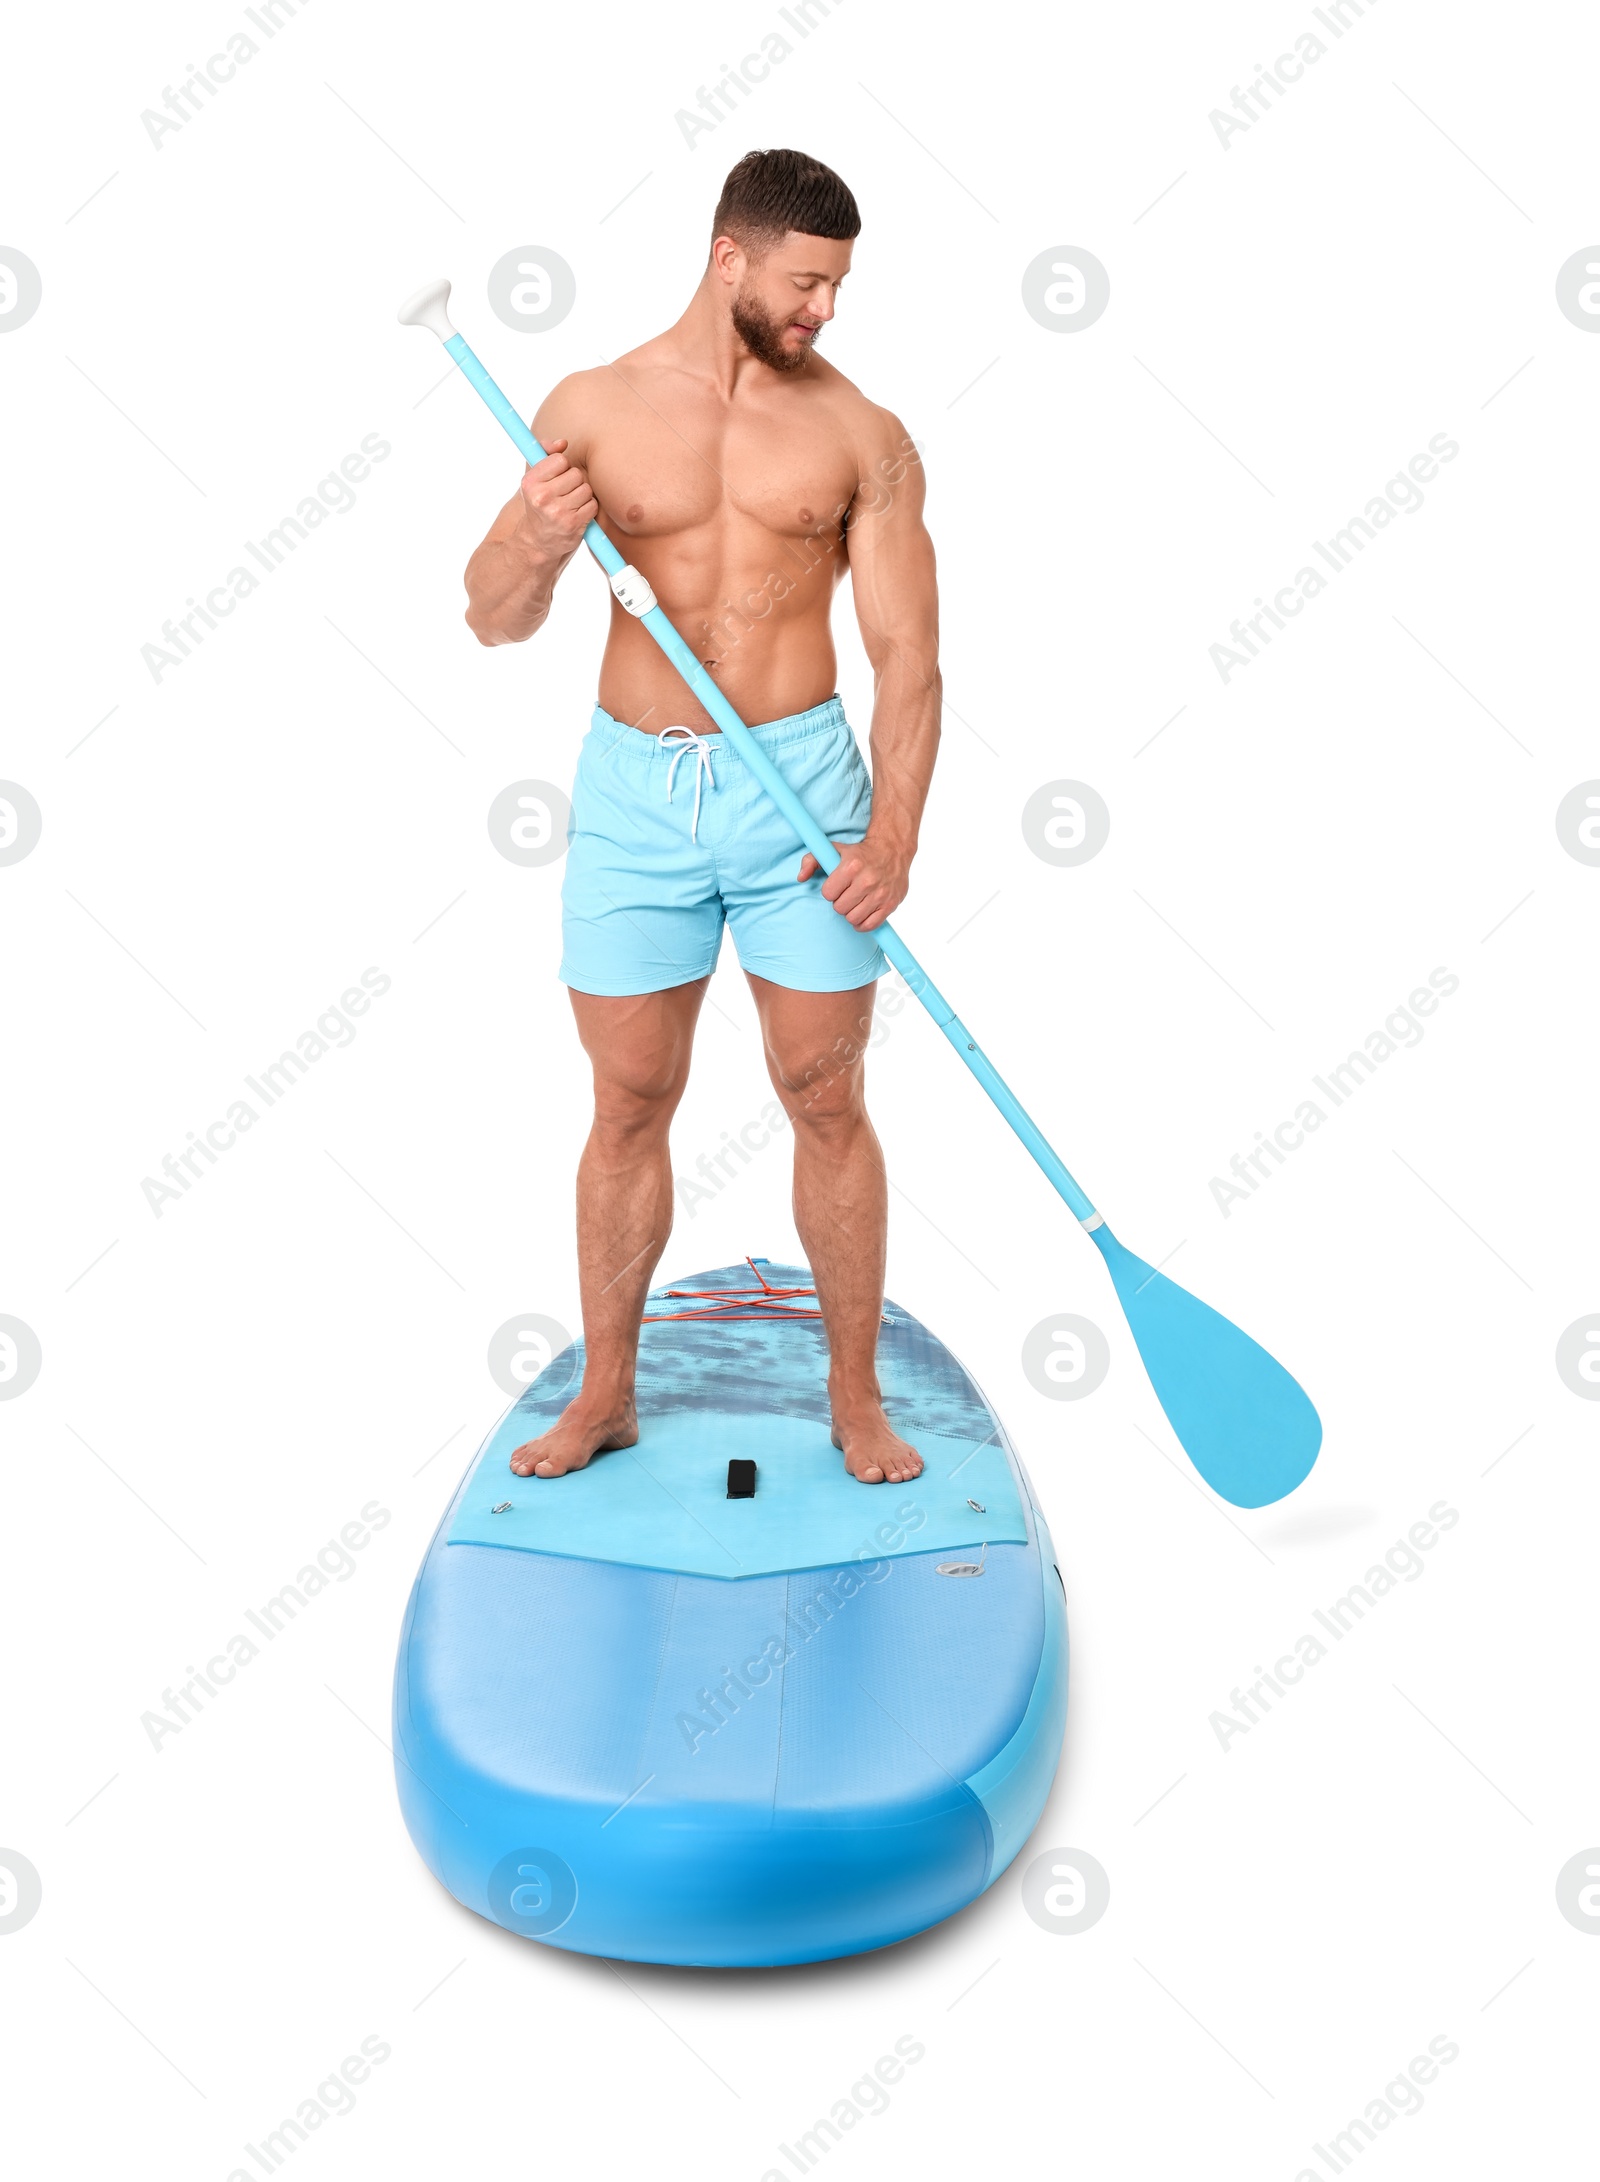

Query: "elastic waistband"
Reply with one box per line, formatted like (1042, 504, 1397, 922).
(586, 694, 848, 763)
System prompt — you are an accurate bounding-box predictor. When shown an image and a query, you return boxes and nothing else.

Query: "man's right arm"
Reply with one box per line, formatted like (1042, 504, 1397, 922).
(463, 384, 599, 644)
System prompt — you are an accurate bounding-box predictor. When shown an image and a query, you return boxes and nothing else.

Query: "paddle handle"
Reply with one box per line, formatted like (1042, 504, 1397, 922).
(444, 332, 1100, 1227)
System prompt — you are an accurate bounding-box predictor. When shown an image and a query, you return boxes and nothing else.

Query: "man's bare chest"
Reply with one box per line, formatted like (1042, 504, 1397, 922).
(584, 394, 860, 545)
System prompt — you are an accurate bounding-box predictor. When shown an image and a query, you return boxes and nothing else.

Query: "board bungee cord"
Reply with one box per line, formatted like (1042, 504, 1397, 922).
(398, 279, 1321, 1510)
(643, 1256, 826, 1322)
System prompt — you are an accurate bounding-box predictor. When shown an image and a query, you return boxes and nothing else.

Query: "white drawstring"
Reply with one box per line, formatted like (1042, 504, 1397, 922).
(660, 725, 718, 842)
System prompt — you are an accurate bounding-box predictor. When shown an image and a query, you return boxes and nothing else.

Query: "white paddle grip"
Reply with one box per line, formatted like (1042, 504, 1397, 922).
(397, 279, 458, 341)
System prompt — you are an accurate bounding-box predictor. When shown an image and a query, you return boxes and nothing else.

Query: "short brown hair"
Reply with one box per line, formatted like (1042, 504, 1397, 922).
(711, 148, 861, 256)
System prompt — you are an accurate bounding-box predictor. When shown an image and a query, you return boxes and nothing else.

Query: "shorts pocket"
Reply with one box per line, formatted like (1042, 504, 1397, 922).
(823, 727, 873, 837)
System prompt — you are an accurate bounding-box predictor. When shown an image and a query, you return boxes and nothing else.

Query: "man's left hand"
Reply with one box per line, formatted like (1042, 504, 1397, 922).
(797, 830, 913, 931)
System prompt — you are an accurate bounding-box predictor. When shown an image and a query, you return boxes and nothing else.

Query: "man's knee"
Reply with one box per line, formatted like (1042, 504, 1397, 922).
(591, 1052, 689, 1137)
(574, 984, 703, 1137)
(781, 1053, 867, 1133)
(755, 989, 875, 1134)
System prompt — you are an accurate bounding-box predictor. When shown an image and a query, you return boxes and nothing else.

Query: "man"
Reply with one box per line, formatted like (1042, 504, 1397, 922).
(464, 149, 938, 1486)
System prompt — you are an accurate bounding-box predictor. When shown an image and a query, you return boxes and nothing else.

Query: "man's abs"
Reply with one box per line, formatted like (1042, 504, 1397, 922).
(594, 575, 842, 735)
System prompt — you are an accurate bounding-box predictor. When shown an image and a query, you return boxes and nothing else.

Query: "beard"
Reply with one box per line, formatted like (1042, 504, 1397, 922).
(731, 284, 819, 373)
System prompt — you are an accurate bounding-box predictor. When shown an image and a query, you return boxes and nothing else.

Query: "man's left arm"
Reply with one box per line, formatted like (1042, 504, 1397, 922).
(798, 409, 939, 931)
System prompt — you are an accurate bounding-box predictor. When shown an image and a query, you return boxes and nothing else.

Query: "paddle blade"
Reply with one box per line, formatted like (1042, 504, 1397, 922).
(1087, 1224, 1321, 1507)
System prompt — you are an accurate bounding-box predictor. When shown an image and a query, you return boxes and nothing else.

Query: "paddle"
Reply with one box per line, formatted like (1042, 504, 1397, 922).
(399, 280, 1321, 1509)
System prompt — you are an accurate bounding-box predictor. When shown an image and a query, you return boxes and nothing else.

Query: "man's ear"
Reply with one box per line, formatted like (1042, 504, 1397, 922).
(710, 234, 746, 286)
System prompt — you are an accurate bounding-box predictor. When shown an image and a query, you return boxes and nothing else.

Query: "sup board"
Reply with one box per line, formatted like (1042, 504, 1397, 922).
(393, 1259, 1068, 1967)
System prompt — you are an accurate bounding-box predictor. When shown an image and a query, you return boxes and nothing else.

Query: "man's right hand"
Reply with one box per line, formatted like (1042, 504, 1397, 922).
(518, 439, 598, 559)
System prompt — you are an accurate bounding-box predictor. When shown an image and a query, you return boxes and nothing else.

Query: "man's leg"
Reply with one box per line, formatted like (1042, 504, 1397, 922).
(746, 973, 923, 1485)
(510, 979, 707, 1477)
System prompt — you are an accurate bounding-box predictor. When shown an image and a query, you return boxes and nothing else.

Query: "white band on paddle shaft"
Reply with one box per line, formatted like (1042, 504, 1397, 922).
(1079, 1212, 1105, 1231)
(609, 565, 657, 616)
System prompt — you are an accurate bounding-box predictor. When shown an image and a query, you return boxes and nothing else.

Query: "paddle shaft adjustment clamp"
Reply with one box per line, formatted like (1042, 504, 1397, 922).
(607, 563, 657, 615)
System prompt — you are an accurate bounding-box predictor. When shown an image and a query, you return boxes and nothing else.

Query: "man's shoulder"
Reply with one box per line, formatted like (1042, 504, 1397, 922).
(535, 364, 627, 420)
(530, 364, 641, 459)
(806, 359, 912, 463)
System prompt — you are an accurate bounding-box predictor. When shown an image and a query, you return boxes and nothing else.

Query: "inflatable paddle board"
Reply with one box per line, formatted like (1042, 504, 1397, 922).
(393, 1259, 1067, 1967)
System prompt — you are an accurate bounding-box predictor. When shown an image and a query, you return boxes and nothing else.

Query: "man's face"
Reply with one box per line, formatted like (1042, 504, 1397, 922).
(727, 231, 853, 373)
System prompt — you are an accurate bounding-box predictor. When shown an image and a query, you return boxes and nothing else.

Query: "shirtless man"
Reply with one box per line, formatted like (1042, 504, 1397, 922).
(463, 149, 938, 1487)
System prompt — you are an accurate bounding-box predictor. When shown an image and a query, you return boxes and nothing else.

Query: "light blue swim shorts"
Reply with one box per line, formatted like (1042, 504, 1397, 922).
(559, 695, 889, 997)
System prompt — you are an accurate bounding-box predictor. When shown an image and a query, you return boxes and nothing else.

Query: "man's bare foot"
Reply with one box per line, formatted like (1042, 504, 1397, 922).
(831, 1406, 924, 1486)
(510, 1394, 638, 1478)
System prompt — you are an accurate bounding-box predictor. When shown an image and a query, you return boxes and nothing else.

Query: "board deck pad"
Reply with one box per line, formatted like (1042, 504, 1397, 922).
(449, 1412, 1024, 1578)
(449, 1261, 1023, 1578)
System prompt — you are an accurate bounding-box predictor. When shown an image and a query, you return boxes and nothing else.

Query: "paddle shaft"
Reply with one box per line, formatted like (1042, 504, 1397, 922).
(446, 331, 1098, 1226)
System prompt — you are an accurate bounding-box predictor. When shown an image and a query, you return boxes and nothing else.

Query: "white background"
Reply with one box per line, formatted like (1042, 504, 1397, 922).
(2, 1, 1597, 2175)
